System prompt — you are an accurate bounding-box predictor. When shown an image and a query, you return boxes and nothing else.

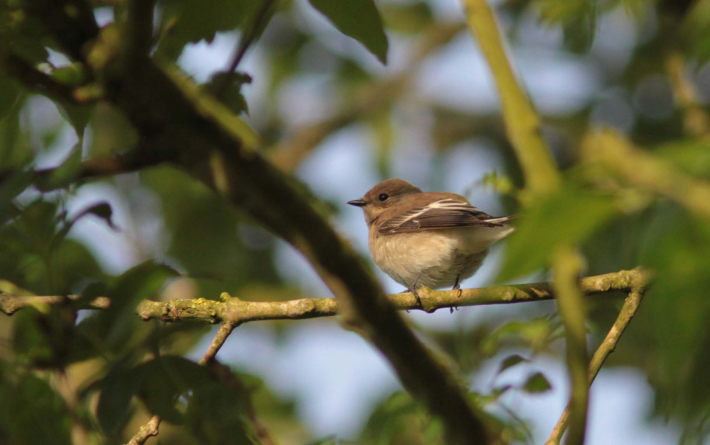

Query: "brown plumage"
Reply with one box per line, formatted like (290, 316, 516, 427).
(348, 178, 515, 301)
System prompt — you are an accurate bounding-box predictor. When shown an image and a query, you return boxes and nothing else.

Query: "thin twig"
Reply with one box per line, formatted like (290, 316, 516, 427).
(126, 415, 160, 445)
(124, 322, 238, 445)
(546, 287, 647, 444)
(0, 293, 110, 315)
(214, 0, 277, 99)
(197, 321, 238, 365)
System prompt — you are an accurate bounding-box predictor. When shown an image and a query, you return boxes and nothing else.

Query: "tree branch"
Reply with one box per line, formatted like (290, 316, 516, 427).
(546, 285, 648, 444)
(666, 53, 710, 139)
(0, 293, 110, 315)
(0, 147, 170, 194)
(551, 247, 589, 445)
(125, 415, 160, 445)
(33, 149, 169, 189)
(461, 1, 594, 442)
(582, 129, 710, 219)
(461, 0, 560, 195)
(88, 46, 491, 445)
(214, 0, 277, 99)
(124, 0, 156, 67)
(0, 268, 650, 321)
(124, 321, 238, 445)
(0, 51, 91, 104)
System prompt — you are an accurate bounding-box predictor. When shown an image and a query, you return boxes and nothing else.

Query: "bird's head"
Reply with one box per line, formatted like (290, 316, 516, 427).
(347, 178, 422, 224)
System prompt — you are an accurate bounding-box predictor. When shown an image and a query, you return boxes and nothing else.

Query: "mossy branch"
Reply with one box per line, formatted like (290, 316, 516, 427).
(0, 268, 650, 322)
(546, 284, 648, 444)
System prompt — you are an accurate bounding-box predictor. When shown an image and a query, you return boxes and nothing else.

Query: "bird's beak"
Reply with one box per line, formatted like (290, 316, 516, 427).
(347, 199, 366, 207)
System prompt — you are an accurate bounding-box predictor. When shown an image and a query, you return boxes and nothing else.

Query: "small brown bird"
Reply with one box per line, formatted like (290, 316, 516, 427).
(348, 178, 514, 305)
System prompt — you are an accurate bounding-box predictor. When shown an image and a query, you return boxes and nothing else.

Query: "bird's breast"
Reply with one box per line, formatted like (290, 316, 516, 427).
(368, 228, 489, 288)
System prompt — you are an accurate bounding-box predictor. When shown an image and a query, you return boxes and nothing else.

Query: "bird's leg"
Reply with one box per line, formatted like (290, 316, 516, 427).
(402, 273, 423, 309)
(452, 275, 462, 299)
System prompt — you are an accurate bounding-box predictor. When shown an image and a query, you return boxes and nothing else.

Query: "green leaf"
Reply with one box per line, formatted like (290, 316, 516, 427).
(380, 2, 433, 34)
(523, 372, 552, 393)
(158, 0, 259, 60)
(653, 139, 710, 178)
(50, 202, 119, 254)
(138, 356, 215, 423)
(640, 205, 710, 418)
(205, 71, 252, 115)
(72, 201, 118, 231)
(82, 262, 179, 356)
(34, 144, 82, 191)
(680, 0, 710, 63)
(7, 374, 72, 445)
(0, 8, 50, 65)
(50, 64, 88, 85)
(0, 76, 21, 121)
(185, 380, 254, 444)
(11, 309, 56, 367)
(534, 0, 598, 53)
(496, 354, 528, 376)
(497, 188, 618, 282)
(0, 170, 33, 225)
(96, 363, 143, 434)
(308, 0, 389, 64)
(55, 101, 92, 140)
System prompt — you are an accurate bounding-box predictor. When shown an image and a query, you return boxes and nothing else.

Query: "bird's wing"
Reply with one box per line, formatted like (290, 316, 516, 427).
(378, 198, 514, 234)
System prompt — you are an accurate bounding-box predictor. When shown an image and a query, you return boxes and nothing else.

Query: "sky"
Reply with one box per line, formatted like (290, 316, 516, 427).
(35, 0, 699, 443)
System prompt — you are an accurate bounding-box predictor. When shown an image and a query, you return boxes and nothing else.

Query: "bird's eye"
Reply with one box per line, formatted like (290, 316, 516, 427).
(378, 193, 389, 202)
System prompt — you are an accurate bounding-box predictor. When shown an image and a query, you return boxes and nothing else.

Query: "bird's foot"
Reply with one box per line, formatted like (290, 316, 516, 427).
(452, 281, 462, 299)
(402, 273, 424, 309)
(402, 284, 423, 309)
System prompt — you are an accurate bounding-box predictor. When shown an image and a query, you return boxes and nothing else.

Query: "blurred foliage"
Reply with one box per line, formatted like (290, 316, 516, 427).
(0, 0, 710, 443)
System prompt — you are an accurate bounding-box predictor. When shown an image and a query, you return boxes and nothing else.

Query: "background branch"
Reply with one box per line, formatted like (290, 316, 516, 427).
(214, 0, 277, 99)
(461, 0, 594, 442)
(546, 286, 647, 444)
(268, 22, 464, 172)
(582, 129, 710, 219)
(462, 0, 559, 195)
(551, 247, 590, 445)
(125, 0, 156, 67)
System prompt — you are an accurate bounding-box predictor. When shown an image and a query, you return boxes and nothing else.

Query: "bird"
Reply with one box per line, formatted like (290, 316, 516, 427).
(347, 178, 515, 307)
